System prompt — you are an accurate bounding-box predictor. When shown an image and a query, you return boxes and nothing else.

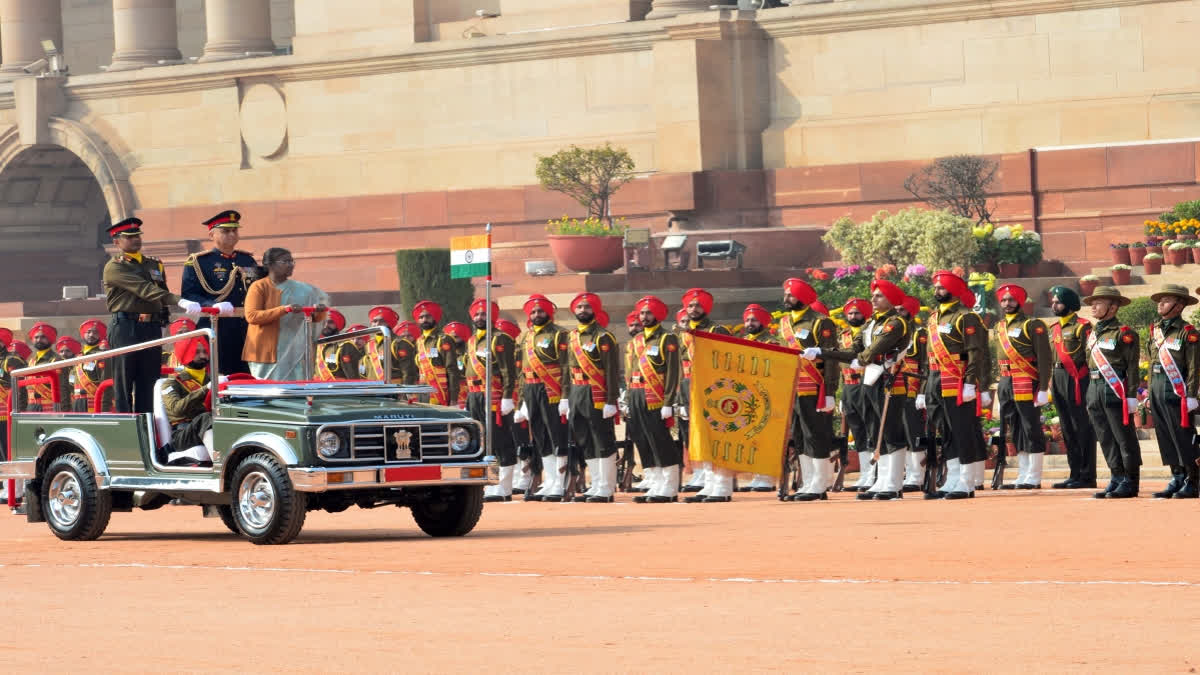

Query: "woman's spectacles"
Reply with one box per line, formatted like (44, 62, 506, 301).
(272, 258, 295, 265)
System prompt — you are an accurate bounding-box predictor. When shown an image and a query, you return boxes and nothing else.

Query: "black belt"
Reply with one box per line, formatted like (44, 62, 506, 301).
(113, 312, 162, 323)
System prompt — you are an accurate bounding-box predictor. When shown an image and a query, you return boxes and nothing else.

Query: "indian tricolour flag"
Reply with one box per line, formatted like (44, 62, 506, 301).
(450, 234, 491, 279)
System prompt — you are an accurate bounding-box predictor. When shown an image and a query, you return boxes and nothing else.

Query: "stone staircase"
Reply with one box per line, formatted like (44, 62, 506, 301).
(1087, 262, 1198, 301)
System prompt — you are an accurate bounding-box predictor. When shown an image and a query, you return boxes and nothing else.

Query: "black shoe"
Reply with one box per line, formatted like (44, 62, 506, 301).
(572, 494, 590, 503)
(512, 488, 526, 495)
(856, 492, 875, 500)
(684, 493, 707, 503)
(1175, 478, 1199, 499)
(843, 485, 861, 492)
(819, 492, 828, 500)
(924, 490, 945, 500)
(542, 494, 564, 503)
(736, 486, 752, 492)
(1016, 483, 1038, 490)
(525, 493, 543, 502)
(648, 495, 676, 503)
(483, 495, 511, 503)
(1153, 473, 1185, 499)
(1094, 477, 1121, 499)
(874, 491, 901, 500)
(901, 485, 921, 493)
(633, 494, 650, 503)
(944, 491, 971, 500)
(792, 493, 820, 502)
(1075, 479, 1097, 489)
(586, 495, 615, 503)
(1108, 479, 1137, 499)
(681, 485, 703, 493)
(703, 496, 732, 503)
(999, 483, 1018, 490)
(751, 486, 775, 492)
(1051, 479, 1076, 489)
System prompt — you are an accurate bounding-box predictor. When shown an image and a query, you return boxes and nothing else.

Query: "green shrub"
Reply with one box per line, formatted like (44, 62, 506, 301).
(395, 249, 476, 322)
(1117, 296, 1158, 328)
(823, 208, 978, 271)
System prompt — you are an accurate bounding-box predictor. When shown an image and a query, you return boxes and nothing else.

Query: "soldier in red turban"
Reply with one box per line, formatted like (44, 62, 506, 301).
(515, 294, 572, 502)
(412, 301, 460, 406)
(628, 295, 682, 502)
(676, 288, 734, 502)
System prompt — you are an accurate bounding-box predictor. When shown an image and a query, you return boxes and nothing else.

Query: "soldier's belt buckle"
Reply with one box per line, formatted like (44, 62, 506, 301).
(138, 314, 153, 322)
(1153, 364, 1164, 373)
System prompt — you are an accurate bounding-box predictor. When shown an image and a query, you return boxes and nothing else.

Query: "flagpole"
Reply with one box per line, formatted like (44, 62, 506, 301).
(484, 222, 494, 463)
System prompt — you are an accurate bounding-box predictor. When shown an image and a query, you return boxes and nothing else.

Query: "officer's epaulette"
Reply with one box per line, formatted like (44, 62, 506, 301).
(235, 249, 253, 257)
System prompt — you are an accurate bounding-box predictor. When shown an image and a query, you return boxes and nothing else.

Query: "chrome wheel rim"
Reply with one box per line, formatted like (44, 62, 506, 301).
(47, 470, 82, 528)
(237, 471, 276, 531)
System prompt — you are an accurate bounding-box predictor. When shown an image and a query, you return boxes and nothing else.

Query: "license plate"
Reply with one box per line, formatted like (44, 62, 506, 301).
(382, 466, 441, 482)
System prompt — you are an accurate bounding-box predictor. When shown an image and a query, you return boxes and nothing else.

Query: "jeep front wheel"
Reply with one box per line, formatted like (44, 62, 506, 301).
(42, 453, 112, 541)
(230, 452, 306, 545)
(411, 486, 484, 537)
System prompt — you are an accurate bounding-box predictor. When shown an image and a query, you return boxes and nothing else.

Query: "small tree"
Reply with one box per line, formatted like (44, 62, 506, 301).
(904, 154, 998, 225)
(535, 143, 635, 224)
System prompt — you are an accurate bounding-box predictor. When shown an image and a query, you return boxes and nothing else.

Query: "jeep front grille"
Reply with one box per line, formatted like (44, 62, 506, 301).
(318, 422, 478, 463)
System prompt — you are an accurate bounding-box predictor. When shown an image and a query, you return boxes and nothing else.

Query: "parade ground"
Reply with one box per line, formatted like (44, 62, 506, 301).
(2, 485, 1196, 673)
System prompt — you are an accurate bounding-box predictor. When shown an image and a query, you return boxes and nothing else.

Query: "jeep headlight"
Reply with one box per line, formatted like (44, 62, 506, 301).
(449, 426, 472, 454)
(317, 431, 342, 458)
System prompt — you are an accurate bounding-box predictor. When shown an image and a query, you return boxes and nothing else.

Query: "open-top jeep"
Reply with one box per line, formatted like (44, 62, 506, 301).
(0, 319, 496, 544)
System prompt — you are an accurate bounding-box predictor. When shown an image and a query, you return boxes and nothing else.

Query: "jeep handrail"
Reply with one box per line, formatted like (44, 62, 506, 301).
(10, 327, 215, 381)
(219, 382, 435, 399)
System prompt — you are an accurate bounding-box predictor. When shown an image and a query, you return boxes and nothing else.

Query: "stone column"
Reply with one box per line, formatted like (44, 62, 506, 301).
(109, 0, 182, 72)
(645, 1, 712, 19)
(199, 0, 274, 62)
(0, 0, 64, 75)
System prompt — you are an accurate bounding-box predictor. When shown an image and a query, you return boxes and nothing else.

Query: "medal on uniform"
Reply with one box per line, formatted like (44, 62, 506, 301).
(797, 328, 810, 340)
(648, 345, 659, 356)
(1008, 328, 1022, 338)
(938, 323, 953, 334)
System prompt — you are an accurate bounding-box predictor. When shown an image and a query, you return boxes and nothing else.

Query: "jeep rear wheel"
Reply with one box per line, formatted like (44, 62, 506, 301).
(411, 486, 484, 537)
(230, 453, 306, 545)
(42, 453, 112, 541)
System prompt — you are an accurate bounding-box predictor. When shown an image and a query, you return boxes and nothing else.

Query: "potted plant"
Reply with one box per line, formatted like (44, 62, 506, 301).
(536, 143, 634, 274)
(1079, 274, 1101, 296)
(1190, 240, 1200, 264)
(1166, 241, 1190, 266)
(1017, 230, 1044, 277)
(1143, 252, 1164, 275)
(1110, 242, 1131, 264)
(1110, 264, 1132, 285)
(1128, 241, 1147, 265)
(1146, 238, 1163, 255)
(993, 225, 1023, 278)
(969, 223, 999, 274)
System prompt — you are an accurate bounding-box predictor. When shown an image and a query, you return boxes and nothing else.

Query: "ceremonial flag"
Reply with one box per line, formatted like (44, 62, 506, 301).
(450, 234, 491, 279)
(688, 332, 800, 478)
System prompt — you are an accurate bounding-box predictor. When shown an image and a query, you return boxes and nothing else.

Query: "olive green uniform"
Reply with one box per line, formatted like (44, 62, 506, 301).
(993, 311, 1052, 461)
(1085, 318, 1141, 495)
(102, 253, 179, 413)
(162, 370, 211, 451)
(567, 321, 621, 461)
(1147, 317, 1200, 469)
(1050, 314, 1097, 485)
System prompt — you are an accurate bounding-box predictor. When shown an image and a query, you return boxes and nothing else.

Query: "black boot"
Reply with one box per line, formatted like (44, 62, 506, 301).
(1174, 466, 1199, 498)
(1094, 475, 1121, 499)
(1108, 468, 1139, 499)
(1152, 467, 1185, 499)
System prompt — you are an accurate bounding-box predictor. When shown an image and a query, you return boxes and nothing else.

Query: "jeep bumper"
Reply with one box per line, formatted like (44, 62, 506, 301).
(288, 461, 498, 493)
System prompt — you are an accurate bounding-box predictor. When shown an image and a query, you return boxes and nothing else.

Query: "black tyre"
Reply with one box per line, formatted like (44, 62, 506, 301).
(229, 452, 307, 545)
(41, 453, 112, 541)
(216, 505, 241, 534)
(411, 486, 484, 537)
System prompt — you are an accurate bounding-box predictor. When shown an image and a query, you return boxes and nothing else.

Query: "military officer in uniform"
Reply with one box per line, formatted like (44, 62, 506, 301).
(413, 301, 461, 406)
(741, 303, 781, 493)
(676, 288, 734, 502)
(1145, 285, 1200, 499)
(623, 309, 654, 493)
(1082, 287, 1141, 499)
(56, 336, 80, 360)
(459, 300, 517, 502)
(444, 321, 472, 409)
(70, 319, 113, 413)
(628, 296, 682, 503)
(565, 293, 621, 503)
(362, 306, 400, 381)
(103, 218, 201, 413)
(161, 336, 214, 466)
(0, 329, 28, 457)
(993, 284, 1053, 490)
(514, 295, 570, 501)
(897, 295, 930, 492)
(26, 323, 70, 412)
(1047, 287, 1097, 489)
(834, 298, 875, 492)
(921, 270, 990, 500)
(181, 210, 257, 375)
(315, 310, 354, 380)
(164, 318, 196, 369)
(390, 320, 420, 385)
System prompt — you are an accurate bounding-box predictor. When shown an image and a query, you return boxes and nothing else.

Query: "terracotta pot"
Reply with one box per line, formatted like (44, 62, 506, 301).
(1111, 268, 1132, 285)
(1020, 263, 1038, 277)
(1147, 245, 1163, 255)
(546, 234, 625, 274)
(1182, 234, 1198, 241)
(1079, 279, 1099, 297)
(998, 262, 1021, 278)
(1143, 257, 1163, 275)
(1166, 248, 1189, 266)
(1129, 247, 1147, 265)
(1110, 247, 1131, 264)
(1191, 247, 1200, 264)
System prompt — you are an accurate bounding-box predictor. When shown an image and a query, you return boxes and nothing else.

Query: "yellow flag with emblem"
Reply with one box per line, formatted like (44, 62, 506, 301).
(687, 332, 800, 478)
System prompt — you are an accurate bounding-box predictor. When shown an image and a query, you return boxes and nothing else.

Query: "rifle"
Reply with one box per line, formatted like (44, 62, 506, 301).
(989, 399, 1008, 490)
(778, 441, 797, 501)
(831, 408, 849, 492)
(518, 436, 542, 501)
(920, 435, 939, 494)
(562, 442, 583, 502)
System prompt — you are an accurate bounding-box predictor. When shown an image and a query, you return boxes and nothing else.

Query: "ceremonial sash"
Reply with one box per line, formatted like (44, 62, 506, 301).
(997, 319, 1038, 402)
(631, 333, 667, 409)
(1152, 324, 1190, 428)
(522, 331, 564, 403)
(27, 356, 57, 408)
(839, 330, 862, 385)
(72, 360, 104, 412)
(902, 331, 922, 398)
(0, 382, 9, 421)
(315, 345, 338, 381)
(928, 313, 967, 404)
(466, 336, 502, 410)
(415, 341, 451, 405)
(1087, 330, 1129, 424)
(358, 339, 385, 380)
(778, 317, 825, 399)
(680, 330, 694, 380)
(1051, 322, 1087, 405)
(568, 330, 608, 408)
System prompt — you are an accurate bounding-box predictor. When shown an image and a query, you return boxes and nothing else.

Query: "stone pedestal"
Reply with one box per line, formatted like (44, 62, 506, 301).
(109, 0, 182, 71)
(645, 0, 713, 19)
(0, 0, 64, 75)
(199, 0, 274, 62)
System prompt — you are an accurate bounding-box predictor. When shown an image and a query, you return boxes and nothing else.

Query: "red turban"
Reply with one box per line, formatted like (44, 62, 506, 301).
(626, 310, 641, 327)
(56, 336, 81, 355)
(347, 324, 367, 333)
(326, 309, 346, 332)
(871, 279, 905, 307)
(783, 278, 818, 306)
(595, 309, 610, 328)
(169, 318, 196, 336)
(79, 319, 107, 341)
(173, 335, 208, 366)
(28, 322, 57, 342)
(393, 320, 419, 340)
(443, 321, 471, 343)
(412, 300, 443, 324)
(810, 301, 830, 317)
(743, 304, 771, 325)
(932, 270, 971, 304)
(368, 306, 400, 327)
(675, 308, 688, 325)
(635, 296, 669, 322)
(842, 298, 872, 318)
(570, 293, 603, 314)
(995, 284, 1028, 306)
(523, 294, 555, 318)
(496, 319, 521, 339)
(0, 328, 12, 347)
(9, 340, 31, 360)
(469, 299, 500, 319)
(681, 288, 714, 315)
(901, 296, 921, 318)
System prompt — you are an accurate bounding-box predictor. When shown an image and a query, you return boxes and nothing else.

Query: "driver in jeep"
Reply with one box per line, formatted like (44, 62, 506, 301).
(161, 337, 214, 466)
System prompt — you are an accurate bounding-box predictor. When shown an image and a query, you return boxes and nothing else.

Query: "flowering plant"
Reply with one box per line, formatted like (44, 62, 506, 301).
(545, 215, 626, 236)
(806, 267, 831, 281)
(1111, 264, 1132, 271)
(1168, 242, 1191, 251)
(1080, 274, 1100, 282)
(1143, 253, 1163, 260)
(1110, 242, 1129, 249)
(1146, 217, 1200, 238)
(874, 264, 898, 280)
(1130, 241, 1146, 248)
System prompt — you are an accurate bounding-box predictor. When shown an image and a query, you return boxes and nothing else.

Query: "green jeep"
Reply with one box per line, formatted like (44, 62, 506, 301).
(0, 324, 495, 545)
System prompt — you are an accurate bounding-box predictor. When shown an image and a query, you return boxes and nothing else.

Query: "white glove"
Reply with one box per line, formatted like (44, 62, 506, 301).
(214, 301, 234, 317)
(177, 299, 202, 315)
(679, 405, 690, 420)
(500, 398, 515, 416)
(1189, 397, 1199, 412)
(1035, 390, 1049, 407)
(514, 403, 528, 424)
(962, 383, 977, 402)
(915, 394, 926, 410)
(218, 375, 230, 384)
(883, 358, 896, 370)
(602, 404, 617, 419)
(661, 405, 674, 419)
(849, 359, 862, 370)
(1126, 398, 1138, 414)
(981, 391, 992, 408)
(819, 395, 835, 412)
(801, 347, 821, 361)
(557, 399, 570, 417)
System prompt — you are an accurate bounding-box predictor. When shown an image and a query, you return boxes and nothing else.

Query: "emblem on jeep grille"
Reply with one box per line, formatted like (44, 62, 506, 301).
(393, 429, 413, 459)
